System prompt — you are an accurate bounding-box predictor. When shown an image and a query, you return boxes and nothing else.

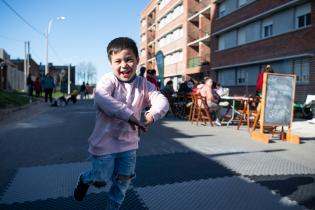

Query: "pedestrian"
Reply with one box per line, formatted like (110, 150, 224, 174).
(146, 69, 160, 90)
(33, 77, 42, 97)
(139, 66, 146, 77)
(256, 64, 274, 96)
(80, 81, 86, 100)
(73, 37, 169, 209)
(42, 71, 55, 103)
(26, 73, 33, 98)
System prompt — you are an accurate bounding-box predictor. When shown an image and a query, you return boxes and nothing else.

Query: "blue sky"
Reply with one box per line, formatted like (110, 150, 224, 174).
(0, 0, 150, 84)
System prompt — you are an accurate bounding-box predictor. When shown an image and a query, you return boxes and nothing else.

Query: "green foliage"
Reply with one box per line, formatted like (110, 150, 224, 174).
(0, 90, 29, 108)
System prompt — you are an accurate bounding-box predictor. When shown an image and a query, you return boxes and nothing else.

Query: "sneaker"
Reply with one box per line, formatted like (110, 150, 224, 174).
(74, 175, 89, 201)
(215, 119, 221, 126)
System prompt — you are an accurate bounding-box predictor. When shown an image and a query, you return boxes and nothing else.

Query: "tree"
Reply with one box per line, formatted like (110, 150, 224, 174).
(76, 62, 97, 84)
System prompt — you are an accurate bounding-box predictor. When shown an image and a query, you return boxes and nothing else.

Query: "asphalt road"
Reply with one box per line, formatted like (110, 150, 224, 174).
(0, 100, 314, 210)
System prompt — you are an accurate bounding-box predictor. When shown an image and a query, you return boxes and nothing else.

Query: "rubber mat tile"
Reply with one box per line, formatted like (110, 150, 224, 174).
(0, 162, 103, 204)
(0, 189, 147, 210)
(135, 176, 304, 210)
(211, 152, 315, 176)
(134, 152, 236, 187)
(249, 174, 315, 210)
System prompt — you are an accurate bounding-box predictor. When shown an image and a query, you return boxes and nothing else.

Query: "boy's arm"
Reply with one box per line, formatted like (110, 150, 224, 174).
(145, 81, 169, 123)
(94, 76, 133, 121)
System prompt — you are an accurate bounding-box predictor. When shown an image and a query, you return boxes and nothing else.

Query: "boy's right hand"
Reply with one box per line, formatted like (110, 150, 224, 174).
(128, 115, 147, 133)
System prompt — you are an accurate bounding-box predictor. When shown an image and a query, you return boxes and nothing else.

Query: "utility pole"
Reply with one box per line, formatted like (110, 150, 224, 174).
(27, 41, 30, 76)
(68, 64, 71, 94)
(24, 41, 27, 92)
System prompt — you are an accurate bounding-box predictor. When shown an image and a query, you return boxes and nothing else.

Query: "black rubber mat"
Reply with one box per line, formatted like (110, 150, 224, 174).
(248, 174, 315, 210)
(0, 189, 147, 210)
(135, 152, 237, 187)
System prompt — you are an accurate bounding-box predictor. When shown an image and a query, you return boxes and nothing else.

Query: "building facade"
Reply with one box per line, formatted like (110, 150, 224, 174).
(211, 0, 315, 103)
(140, 0, 212, 89)
(141, 0, 315, 103)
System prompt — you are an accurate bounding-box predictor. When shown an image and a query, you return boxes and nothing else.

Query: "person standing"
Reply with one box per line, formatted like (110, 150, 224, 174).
(26, 73, 33, 98)
(33, 77, 42, 97)
(73, 37, 169, 210)
(43, 71, 55, 103)
(80, 81, 86, 100)
(256, 64, 274, 96)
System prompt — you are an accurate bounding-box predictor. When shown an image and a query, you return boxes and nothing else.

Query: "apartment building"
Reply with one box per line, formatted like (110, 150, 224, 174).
(140, 0, 212, 89)
(211, 0, 315, 103)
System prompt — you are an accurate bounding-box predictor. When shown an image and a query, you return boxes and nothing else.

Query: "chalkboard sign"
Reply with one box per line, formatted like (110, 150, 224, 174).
(262, 73, 296, 126)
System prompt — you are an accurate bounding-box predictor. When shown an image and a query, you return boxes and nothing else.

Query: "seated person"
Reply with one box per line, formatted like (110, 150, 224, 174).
(161, 80, 175, 103)
(178, 76, 195, 94)
(160, 80, 175, 114)
(199, 78, 222, 126)
(67, 89, 79, 104)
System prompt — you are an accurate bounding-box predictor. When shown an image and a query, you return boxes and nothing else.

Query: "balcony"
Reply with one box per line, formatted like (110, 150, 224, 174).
(147, 34, 156, 44)
(187, 27, 210, 46)
(147, 52, 156, 60)
(187, 55, 210, 68)
(188, 0, 211, 22)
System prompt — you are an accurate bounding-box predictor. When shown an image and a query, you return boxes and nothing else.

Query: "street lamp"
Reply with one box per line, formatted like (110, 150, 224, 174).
(45, 16, 65, 75)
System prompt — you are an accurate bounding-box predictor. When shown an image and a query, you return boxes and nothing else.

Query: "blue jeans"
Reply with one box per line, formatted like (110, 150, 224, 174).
(81, 150, 136, 209)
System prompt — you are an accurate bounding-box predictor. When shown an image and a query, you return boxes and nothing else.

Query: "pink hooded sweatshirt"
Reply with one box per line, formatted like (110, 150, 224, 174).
(88, 73, 169, 155)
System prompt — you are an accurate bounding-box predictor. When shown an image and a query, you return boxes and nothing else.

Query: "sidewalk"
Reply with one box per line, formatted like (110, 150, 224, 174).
(0, 104, 314, 209)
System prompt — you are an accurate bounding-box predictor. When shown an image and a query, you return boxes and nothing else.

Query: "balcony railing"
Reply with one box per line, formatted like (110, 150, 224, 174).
(187, 27, 210, 44)
(147, 52, 155, 60)
(187, 54, 210, 68)
(188, 0, 211, 19)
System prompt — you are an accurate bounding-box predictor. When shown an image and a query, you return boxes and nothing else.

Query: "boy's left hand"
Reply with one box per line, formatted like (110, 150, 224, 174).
(144, 112, 154, 126)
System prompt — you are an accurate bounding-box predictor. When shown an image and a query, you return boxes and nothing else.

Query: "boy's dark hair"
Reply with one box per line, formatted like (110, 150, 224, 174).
(107, 37, 139, 62)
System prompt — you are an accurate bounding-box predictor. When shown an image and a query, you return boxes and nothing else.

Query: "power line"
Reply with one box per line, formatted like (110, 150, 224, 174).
(0, 34, 24, 43)
(48, 41, 66, 64)
(1, 0, 44, 37)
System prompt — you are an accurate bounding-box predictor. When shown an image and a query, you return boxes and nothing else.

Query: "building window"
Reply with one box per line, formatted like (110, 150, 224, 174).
(140, 49, 146, 57)
(141, 18, 146, 27)
(236, 68, 246, 85)
(292, 59, 310, 84)
(262, 18, 273, 38)
(218, 36, 225, 50)
(237, 28, 246, 45)
(158, 0, 171, 10)
(158, 4, 183, 29)
(263, 24, 273, 37)
(219, 3, 226, 17)
(297, 13, 311, 28)
(164, 50, 183, 65)
(295, 3, 311, 29)
(238, 0, 247, 7)
(140, 33, 146, 42)
(158, 27, 183, 48)
(218, 69, 236, 86)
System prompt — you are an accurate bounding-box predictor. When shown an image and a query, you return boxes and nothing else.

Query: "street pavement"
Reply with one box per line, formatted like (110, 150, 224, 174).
(0, 100, 314, 210)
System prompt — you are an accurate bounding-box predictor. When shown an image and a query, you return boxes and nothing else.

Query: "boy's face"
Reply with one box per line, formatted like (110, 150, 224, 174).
(110, 49, 139, 82)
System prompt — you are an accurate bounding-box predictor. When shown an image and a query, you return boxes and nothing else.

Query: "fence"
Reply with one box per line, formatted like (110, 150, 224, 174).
(0, 66, 25, 91)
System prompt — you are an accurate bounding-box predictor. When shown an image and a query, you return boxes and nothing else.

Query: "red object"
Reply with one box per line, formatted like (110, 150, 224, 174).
(146, 76, 159, 90)
(256, 66, 267, 94)
(33, 80, 42, 92)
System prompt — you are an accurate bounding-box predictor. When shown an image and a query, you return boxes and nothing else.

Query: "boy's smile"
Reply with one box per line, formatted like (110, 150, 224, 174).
(111, 49, 139, 82)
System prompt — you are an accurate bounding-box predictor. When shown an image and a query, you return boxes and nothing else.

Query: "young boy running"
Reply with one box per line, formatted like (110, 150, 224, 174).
(74, 37, 169, 210)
